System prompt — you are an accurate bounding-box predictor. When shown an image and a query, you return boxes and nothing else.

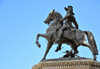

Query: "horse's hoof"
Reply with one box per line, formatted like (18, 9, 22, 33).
(35, 41, 38, 44)
(37, 44, 41, 48)
(55, 49, 58, 52)
(75, 50, 79, 54)
(55, 50, 57, 52)
(93, 58, 96, 61)
(93, 55, 97, 61)
(36, 41, 41, 48)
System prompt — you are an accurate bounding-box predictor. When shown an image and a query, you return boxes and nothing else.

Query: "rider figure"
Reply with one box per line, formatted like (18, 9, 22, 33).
(55, 6, 79, 43)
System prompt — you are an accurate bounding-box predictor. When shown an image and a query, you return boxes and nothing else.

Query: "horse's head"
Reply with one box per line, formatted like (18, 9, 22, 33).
(44, 9, 55, 25)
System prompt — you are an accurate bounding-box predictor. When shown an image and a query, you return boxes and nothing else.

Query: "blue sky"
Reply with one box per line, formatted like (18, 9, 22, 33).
(0, 0, 100, 69)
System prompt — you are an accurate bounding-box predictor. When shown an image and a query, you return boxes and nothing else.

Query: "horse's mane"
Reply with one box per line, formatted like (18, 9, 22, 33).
(53, 12, 63, 20)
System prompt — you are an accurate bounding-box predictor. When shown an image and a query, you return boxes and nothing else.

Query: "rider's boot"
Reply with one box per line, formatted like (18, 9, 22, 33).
(55, 46, 61, 52)
(55, 36, 61, 43)
(55, 30, 62, 43)
(55, 44, 61, 52)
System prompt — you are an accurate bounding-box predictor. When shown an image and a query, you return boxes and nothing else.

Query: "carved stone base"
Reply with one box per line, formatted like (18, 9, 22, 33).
(32, 58, 100, 69)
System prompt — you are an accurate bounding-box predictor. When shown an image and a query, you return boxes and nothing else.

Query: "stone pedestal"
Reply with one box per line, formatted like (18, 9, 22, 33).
(32, 58, 100, 69)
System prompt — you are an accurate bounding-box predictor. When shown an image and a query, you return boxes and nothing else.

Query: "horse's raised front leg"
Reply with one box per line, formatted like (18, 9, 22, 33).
(41, 42, 53, 61)
(36, 33, 47, 48)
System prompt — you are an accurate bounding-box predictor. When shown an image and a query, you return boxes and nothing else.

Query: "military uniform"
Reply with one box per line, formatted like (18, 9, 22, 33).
(56, 6, 79, 43)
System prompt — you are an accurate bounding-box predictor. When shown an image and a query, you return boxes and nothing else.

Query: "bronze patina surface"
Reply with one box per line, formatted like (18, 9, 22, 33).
(35, 6, 98, 61)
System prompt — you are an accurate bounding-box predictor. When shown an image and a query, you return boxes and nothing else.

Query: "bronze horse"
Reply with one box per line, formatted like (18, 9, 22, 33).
(35, 10, 98, 60)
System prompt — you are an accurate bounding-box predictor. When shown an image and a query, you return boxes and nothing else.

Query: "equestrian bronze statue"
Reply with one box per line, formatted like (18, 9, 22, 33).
(35, 6, 98, 61)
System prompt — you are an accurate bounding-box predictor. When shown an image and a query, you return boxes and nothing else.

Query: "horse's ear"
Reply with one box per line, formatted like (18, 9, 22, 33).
(51, 9, 55, 13)
(52, 9, 55, 12)
(50, 9, 55, 13)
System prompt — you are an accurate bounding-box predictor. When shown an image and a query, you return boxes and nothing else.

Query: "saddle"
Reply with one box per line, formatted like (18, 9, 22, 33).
(63, 28, 77, 40)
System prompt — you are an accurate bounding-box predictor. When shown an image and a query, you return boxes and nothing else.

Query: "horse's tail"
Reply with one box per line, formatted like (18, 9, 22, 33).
(85, 31, 98, 55)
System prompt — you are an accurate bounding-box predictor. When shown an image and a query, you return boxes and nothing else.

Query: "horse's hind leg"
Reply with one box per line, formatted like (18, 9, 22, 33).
(36, 33, 47, 47)
(79, 40, 92, 51)
(42, 42, 53, 60)
(79, 40, 95, 59)
(71, 44, 78, 55)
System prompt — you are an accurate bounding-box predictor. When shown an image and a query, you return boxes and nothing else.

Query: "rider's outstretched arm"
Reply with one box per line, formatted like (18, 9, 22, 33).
(62, 15, 68, 21)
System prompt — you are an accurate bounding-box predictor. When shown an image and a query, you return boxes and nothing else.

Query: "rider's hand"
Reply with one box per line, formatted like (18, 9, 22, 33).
(64, 7, 67, 11)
